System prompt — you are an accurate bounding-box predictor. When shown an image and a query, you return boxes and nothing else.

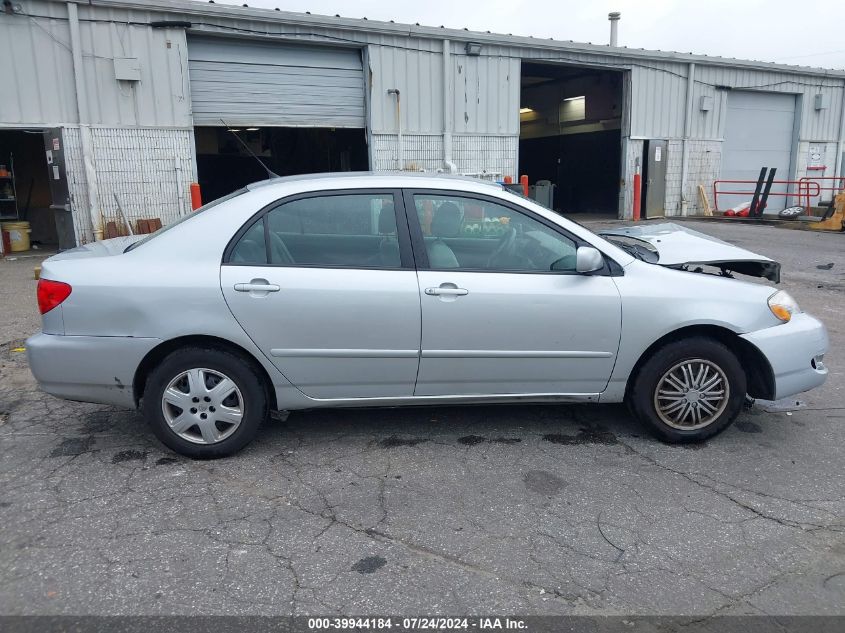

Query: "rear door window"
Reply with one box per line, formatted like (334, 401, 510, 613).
(229, 217, 267, 265)
(226, 191, 407, 269)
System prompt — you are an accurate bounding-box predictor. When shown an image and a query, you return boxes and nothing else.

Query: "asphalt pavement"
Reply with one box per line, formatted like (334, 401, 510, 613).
(0, 219, 842, 616)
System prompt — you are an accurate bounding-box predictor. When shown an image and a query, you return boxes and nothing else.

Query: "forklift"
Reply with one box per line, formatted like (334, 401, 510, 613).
(806, 191, 845, 232)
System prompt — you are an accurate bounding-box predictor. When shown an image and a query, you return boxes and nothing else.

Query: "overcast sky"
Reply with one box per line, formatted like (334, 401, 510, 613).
(214, 0, 845, 70)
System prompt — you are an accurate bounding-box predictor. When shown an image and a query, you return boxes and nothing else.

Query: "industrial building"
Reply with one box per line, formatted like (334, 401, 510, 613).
(1, 0, 844, 248)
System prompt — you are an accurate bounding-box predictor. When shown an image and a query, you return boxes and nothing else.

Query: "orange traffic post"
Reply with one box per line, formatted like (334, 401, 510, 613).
(503, 175, 513, 184)
(190, 182, 203, 211)
(520, 174, 529, 197)
(632, 171, 642, 221)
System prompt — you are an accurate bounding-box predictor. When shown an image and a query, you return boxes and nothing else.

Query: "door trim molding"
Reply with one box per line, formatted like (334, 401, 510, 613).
(295, 392, 601, 406)
(421, 349, 613, 359)
(271, 348, 419, 358)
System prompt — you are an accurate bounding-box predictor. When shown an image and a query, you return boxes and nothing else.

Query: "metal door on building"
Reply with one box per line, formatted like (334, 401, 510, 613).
(721, 91, 796, 211)
(187, 37, 366, 128)
(42, 128, 76, 250)
(643, 139, 667, 218)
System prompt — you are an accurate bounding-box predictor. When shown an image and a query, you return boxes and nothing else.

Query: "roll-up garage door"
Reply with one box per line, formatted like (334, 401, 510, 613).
(188, 37, 365, 128)
(720, 91, 796, 211)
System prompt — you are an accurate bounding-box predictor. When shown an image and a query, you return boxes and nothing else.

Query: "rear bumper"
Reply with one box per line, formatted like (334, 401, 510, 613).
(740, 313, 828, 400)
(26, 332, 161, 408)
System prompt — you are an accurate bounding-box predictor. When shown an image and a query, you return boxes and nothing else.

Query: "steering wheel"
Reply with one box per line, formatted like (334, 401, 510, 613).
(269, 232, 294, 265)
(485, 227, 517, 269)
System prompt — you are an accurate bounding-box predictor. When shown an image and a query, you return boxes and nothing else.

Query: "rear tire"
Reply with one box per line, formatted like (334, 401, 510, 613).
(142, 346, 268, 458)
(627, 337, 746, 443)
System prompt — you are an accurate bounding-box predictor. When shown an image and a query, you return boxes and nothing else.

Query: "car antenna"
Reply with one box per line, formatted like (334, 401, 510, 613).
(220, 119, 279, 179)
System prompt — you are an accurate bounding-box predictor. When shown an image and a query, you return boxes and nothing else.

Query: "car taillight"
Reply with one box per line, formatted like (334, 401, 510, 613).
(37, 279, 72, 314)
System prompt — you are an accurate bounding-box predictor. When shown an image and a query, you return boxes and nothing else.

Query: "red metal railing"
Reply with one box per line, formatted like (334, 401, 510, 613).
(712, 179, 820, 213)
(797, 176, 845, 212)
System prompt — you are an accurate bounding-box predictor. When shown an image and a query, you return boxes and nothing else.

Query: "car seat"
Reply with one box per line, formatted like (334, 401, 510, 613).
(377, 203, 401, 267)
(426, 202, 461, 268)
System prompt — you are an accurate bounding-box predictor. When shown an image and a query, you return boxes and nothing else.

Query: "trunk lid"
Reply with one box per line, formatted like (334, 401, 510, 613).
(47, 236, 144, 261)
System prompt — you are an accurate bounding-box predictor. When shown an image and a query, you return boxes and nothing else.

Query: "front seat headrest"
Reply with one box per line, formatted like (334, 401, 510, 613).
(431, 202, 463, 237)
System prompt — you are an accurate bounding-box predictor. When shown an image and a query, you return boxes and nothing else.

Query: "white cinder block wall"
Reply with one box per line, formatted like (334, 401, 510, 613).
(63, 128, 194, 243)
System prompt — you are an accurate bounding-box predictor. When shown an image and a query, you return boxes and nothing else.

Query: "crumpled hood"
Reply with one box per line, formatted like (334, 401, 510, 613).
(600, 223, 781, 282)
(47, 235, 144, 261)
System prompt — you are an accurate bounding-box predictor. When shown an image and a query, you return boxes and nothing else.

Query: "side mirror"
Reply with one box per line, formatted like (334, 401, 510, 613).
(575, 246, 604, 273)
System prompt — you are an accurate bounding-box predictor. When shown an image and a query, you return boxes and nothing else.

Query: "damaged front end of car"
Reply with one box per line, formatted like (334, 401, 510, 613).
(600, 223, 781, 283)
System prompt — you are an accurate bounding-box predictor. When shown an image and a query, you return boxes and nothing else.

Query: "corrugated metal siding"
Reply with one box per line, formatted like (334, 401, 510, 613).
(452, 55, 520, 135)
(5, 0, 845, 230)
(87, 0, 845, 78)
(79, 8, 192, 127)
(496, 42, 632, 69)
(629, 62, 689, 138)
(371, 133, 517, 178)
(7, 1, 842, 143)
(187, 36, 365, 127)
(157, 12, 446, 134)
(689, 79, 722, 140)
(0, 0, 77, 125)
(693, 66, 844, 141)
(0, 0, 191, 127)
(368, 42, 443, 134)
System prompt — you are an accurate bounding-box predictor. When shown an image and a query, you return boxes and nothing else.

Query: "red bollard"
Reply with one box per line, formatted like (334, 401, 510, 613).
(632, 173, 642, 221)
(520, 174, 529, 197)
(503, 175, 513, 184)
(190, 182, 203, 211)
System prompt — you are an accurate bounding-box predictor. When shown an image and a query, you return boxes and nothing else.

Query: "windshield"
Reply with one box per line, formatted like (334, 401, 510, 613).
(124, 188, 248, 253)
(497, 185, 593, 231)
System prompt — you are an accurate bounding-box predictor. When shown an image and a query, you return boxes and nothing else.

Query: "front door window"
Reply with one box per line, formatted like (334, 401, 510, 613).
(413, 194, 578, 272)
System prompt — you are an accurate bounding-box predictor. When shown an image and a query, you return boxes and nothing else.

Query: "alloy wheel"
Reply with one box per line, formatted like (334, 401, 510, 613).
(653, 358, 730, 430)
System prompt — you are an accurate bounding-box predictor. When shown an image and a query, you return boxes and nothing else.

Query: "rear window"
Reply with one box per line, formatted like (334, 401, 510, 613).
(124, 188, 247, 253)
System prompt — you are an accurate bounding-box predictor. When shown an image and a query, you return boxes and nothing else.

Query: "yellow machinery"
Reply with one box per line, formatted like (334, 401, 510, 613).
(807, 191, 845, 232)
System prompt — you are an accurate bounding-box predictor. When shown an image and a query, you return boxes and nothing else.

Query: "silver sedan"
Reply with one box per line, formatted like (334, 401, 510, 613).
(27, 174, 828, 457)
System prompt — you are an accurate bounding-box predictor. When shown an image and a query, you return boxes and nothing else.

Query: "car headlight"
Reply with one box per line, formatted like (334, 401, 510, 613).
(768, 290, 801, 322)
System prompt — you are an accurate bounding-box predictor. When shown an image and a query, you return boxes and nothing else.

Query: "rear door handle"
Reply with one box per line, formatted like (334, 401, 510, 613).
(425, 287, 468, 296)
(234, 282, 280, 293)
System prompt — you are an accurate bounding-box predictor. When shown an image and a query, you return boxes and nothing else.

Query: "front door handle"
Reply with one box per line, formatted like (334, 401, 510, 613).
(425, 286, 468, 296)
(234, 281, 280, 293)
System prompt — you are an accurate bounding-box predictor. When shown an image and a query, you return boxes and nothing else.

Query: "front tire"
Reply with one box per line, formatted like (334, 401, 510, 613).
(142, 347, 268, 458)
(627, 337, 746, 443)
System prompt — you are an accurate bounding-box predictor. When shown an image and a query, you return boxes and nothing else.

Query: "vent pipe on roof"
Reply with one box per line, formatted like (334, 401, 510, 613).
(608, 12, 621, 47)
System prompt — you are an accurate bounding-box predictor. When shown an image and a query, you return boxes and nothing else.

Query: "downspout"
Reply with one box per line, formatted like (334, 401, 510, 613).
(835, 79, 845, 186)
(442, 39, 457, 173)
(387, 89, 403, 171)
(679, 62, 695, 216)
(67, 1, 101, 241)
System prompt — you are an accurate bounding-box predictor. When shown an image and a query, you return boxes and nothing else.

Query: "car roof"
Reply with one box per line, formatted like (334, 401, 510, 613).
(246, 171, 506, 194)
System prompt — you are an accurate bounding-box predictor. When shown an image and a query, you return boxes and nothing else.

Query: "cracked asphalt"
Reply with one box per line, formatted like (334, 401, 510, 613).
(0, 220, 843, 616)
